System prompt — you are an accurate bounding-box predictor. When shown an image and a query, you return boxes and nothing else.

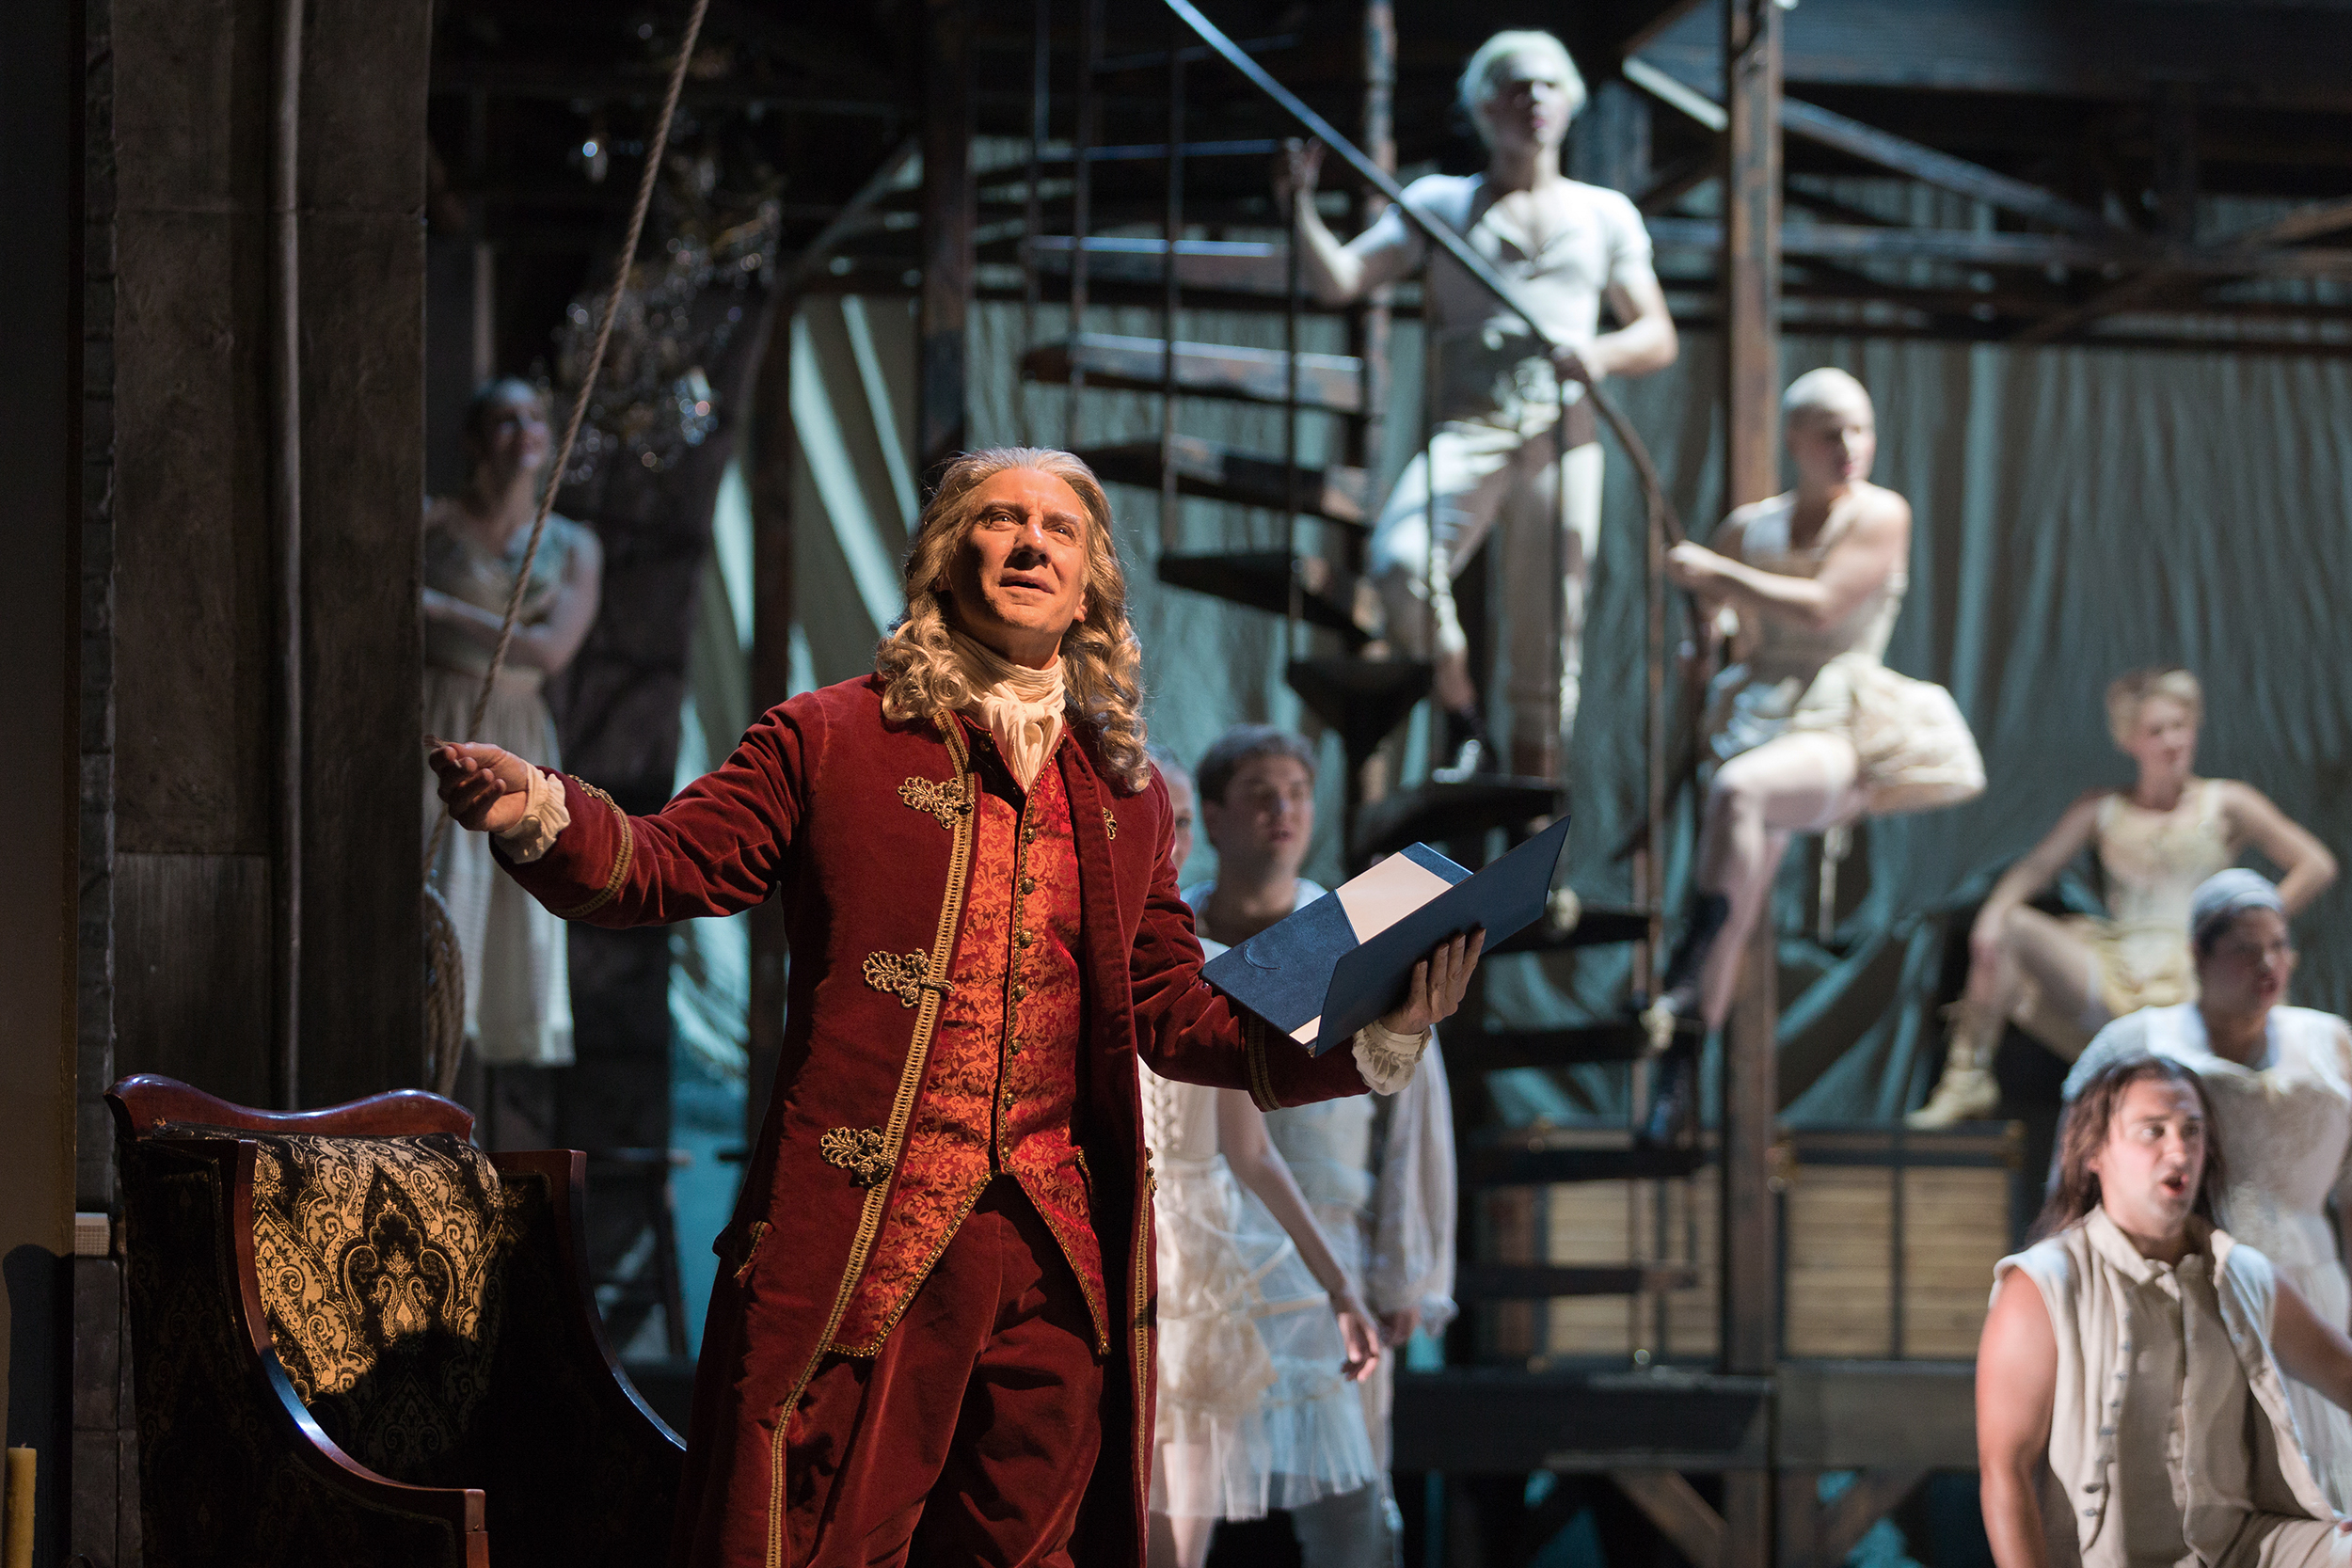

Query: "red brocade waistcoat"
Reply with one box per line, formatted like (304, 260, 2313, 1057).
(834, 752, 1104, 1354)
(490, 674, 1370, 1568)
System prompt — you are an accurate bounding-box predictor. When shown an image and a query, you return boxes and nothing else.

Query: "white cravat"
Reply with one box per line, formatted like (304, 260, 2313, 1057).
(946, 628, 1066, 789)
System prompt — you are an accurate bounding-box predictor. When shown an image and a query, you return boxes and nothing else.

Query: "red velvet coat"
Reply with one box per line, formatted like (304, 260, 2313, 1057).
(494, 674, 1370, 1568)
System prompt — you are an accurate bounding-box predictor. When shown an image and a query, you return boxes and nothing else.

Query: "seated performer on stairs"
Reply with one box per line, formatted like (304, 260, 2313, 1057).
(1642, 370, 1983, 1094)
(1979, 1052, 2352, 1568)
(1180, 726, 1460, 1568)
(1910, 667, 2336, 1128)
(1276, 28, 1677, 779)
(1136, 746, 1385, 1568)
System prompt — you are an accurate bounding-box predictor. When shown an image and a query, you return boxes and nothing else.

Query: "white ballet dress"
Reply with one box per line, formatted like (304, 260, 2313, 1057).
(1704, 493, 1984, 817)
(2065, 1002, 2352, 1511)
(1141, 1061, 1380, 1522)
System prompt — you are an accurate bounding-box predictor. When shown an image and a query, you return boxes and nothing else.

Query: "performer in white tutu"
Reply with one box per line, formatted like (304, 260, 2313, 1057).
(2059, 871, 2352, 1511)
(1143, 747, 1385, 1568)
(1180, 727, 1459, 1568)
(1644, 370, 1984, 1105)
(1909, 665, 2336, 1127)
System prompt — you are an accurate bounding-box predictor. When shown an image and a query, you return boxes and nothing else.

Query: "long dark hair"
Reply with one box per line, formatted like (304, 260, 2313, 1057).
(2034, 1053, 2224, 1242)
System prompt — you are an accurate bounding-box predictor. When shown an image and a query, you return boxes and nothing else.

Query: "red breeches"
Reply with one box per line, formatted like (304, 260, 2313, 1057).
(781, 1179, 1106, 1567)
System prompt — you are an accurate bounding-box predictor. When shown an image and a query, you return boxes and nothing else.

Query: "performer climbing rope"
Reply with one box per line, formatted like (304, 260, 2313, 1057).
(429, 447, 1484, 1567)
(1979, 1052, 2352, 1568)
(1910, 667, 2337, 1127)
(1275, 28, 1678, 779)
(1642, 370, 1982, 1126)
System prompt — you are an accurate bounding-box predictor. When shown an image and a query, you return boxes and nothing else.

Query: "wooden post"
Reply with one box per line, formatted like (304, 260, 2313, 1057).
(745, 296, 794, 1150)
(917, 0, 974, 479)
(1720, 2, 1781, 1565)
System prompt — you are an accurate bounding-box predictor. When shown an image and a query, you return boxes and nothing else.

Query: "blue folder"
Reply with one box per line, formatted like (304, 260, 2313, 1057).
(1201, 815, 1572, 1056)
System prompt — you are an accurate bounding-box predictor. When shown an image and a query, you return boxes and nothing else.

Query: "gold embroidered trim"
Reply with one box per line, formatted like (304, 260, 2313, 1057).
(898, 776, 970, 831)
(863, 950, 947, 1008)
(769, 715, 977, 1568)
(817, 1128, 893, 1189)
(553, 778, 633, 919)
(1244, 1013, 1281, 1113)
(732, 1220, 771, 1284)
(1102, 807, 1118, 840)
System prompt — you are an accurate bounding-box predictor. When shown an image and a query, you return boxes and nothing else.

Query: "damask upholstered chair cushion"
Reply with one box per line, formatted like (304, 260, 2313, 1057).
(243, 1132, 526, 1484)
(109, 1075, 683, 1568)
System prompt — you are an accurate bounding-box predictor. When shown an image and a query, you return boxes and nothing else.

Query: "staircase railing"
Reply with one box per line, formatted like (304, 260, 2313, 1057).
(1158, 0, 1683, 996)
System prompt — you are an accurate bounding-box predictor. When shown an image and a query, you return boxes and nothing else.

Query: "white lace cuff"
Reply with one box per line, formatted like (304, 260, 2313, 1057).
(1350, 1018, 1430, 1095)
(493, 768, 571, 864)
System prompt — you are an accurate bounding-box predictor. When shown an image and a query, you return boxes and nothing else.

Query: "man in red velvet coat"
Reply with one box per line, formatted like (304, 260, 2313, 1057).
(430, 448, 1481, 1568)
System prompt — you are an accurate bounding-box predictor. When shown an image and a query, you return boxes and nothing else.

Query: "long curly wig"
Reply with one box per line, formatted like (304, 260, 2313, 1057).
(875, 447, 1152, 792)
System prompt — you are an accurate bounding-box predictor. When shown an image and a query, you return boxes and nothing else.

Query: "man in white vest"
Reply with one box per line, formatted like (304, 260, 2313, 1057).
(1979, 1053, 2352, 1568)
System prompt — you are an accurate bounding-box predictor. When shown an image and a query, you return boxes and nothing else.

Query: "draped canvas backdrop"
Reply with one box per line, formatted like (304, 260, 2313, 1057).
(673, 292, 2352, 1130)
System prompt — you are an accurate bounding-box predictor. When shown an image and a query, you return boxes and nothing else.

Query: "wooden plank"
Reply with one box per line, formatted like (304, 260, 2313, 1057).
(114, 852, 273, 1107)
(1457, 1263, 1700, 1299)
(1075, 436, 1368, 524)
(1391, 1369, 1772, 1472)
(1776, 1360, 1979, 1470)
(1612, 1468, 1724, 1568)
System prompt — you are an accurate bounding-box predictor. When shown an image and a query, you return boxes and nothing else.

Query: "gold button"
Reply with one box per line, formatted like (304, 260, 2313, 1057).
(1015, 931, 1033, 949)
(1011, 984, 1026, 1001)
(1021, 877, 1037, 895)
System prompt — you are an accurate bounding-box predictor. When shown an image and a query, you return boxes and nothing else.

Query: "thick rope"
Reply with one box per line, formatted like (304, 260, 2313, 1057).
(422, 0, 712, 1092)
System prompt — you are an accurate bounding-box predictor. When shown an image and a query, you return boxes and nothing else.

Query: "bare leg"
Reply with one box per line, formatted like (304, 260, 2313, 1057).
(1988, 906, 2107, 1058)
(1909, 889, 2106, 1126)
(1689, 734, 1864, 1031)
(1149, 1513, 1216, 1568)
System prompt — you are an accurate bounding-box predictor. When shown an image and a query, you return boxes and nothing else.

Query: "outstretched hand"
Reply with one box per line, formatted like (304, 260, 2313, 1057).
(1272, 136, 1325, 219)
(426, 737, 536, 835)
(1376, 929, 1485, 1037)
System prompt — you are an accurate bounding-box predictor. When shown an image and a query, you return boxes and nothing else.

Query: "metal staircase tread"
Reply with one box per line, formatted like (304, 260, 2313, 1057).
(1076, 436, 1369, 526)
(1448, 1023, 1654, 1069)
(1350, 777, 1561, 860)
(1454, 1262, 1700, 1299)
(1490, 903, 1652, 954)
(1022, 334, 1364, 414)
(1154, 551, 1372, 643)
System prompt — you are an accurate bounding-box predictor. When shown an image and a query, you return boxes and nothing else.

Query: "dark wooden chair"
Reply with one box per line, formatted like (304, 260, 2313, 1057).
(107, 1074, 685, 1568)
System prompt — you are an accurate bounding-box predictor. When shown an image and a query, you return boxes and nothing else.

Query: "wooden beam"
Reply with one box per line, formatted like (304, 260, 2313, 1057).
(1779, 99, 2112, 236)
(1627, 61, 2114, 238)
(1612, 1468, 1725, 1568)
(2015, 194, 2352, 343)
(1820, 1467, 1931, 1562)
(1648, 215, 2352, 279)
(1718, 16, 1779, 1568)
(787, 138, 918, 293)
(917, 0, 974, 477)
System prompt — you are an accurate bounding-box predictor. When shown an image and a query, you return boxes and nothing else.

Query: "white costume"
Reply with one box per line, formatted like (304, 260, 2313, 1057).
(1360, 173, 1655, 750)
(1998, 1210, 2347, 1568)
(2021, 782, 2237, 1052)
(1139, 1062, 1379, 1523)
(421, 501, 582, 1066)
(1187, 879, 1457, 1564)
(1703, 493, 1982, 817)
(2066, 1004, 2352, 1511)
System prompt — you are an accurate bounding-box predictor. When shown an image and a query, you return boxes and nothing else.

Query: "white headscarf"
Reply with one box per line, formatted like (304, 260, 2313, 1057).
(946, 626, 1066, 789)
